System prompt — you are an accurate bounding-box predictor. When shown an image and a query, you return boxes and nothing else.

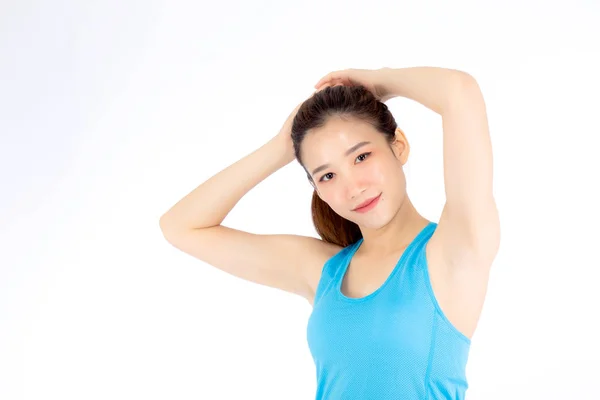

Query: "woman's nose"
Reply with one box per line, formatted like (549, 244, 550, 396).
(348, 183, 366, 201)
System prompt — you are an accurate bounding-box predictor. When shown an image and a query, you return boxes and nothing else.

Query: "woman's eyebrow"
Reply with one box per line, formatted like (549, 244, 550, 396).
(311, 141, 371, 176)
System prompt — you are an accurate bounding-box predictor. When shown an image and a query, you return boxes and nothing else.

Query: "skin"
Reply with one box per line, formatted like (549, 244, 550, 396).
(299, 116, 488, 339)
(300, 115, 430, 258)
(159, 70, 497, 341)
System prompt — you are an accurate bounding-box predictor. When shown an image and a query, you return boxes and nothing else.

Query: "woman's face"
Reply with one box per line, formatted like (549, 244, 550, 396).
(301, 116, 409, 229)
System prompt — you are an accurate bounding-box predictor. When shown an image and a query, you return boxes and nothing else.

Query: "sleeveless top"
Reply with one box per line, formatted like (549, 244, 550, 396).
(306, 222, 472, 399)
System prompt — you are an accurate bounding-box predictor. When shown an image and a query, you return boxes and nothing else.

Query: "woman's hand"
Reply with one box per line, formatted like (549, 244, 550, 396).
(275, 91, 319, 164)
(313, 67, 396, 102)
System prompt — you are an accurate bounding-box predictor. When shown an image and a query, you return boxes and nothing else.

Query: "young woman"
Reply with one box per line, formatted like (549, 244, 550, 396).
(159, 66, 500, 399)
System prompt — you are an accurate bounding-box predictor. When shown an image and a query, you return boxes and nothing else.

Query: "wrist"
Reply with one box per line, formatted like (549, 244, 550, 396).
(270, 134, 295, 166)
(375, 67, 398, 101)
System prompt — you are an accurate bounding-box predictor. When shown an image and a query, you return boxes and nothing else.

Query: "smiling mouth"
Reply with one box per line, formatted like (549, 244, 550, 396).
(352, 193, 381, 211)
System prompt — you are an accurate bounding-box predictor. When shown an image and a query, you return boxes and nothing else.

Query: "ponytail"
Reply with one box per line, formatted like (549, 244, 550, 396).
(310, 190, 362, 248)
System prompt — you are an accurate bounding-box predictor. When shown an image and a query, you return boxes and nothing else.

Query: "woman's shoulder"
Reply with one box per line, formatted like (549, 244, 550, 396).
(299, 237, 344, 303)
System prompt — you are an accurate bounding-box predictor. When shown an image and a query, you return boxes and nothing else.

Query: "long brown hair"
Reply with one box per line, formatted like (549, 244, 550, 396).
(291, 85, 400, 248)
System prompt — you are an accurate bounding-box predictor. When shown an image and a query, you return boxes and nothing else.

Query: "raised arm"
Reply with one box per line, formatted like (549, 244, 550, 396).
(383, 66, 500, 267)
(159, 100, 334, 303)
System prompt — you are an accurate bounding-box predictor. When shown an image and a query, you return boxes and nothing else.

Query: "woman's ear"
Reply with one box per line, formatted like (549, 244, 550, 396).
(392, 127, 410, 165)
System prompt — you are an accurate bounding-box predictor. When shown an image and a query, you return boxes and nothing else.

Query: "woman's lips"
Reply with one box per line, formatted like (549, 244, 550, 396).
(353, 193, 381, 213)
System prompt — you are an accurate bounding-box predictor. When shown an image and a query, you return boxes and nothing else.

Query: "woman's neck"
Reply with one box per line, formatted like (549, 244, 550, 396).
(358, 196, 430, 258)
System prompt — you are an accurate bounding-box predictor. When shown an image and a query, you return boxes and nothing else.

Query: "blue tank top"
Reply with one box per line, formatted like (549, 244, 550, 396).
(306, 222, 472, 399)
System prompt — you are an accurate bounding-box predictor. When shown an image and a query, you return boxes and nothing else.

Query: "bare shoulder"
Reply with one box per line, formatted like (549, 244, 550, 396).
(160, 223, 342, 305)
(299, 237, 343, 305)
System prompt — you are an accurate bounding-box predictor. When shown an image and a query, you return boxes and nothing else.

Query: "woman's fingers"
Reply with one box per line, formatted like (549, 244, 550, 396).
(314, 74, 331, 88)
(315, 78, 346, 91)
(314, 70, 343, 88)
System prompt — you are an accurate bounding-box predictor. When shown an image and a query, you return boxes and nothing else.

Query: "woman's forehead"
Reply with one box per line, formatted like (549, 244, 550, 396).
(305, 118, 380, 146)
(305, 124, 382, 154)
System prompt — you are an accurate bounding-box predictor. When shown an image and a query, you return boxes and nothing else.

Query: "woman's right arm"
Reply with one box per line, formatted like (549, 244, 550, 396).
(159, 129, 335, 303)
(159, 135, 293, 231)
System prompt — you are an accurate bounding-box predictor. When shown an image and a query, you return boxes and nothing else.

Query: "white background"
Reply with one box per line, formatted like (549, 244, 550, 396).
(1, 1, 599, 399)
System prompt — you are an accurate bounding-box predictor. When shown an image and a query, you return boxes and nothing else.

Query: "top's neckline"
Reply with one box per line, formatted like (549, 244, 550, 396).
(336, 221, 435, 302)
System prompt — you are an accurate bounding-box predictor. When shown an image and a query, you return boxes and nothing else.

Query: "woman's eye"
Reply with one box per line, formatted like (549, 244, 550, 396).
(356, 152, 371, 162)
(320, 173, 333, 182)
(319, 152, 371, 182)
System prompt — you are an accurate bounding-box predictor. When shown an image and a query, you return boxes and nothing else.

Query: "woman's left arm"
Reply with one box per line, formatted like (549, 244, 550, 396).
(383, 67, 500, 267)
